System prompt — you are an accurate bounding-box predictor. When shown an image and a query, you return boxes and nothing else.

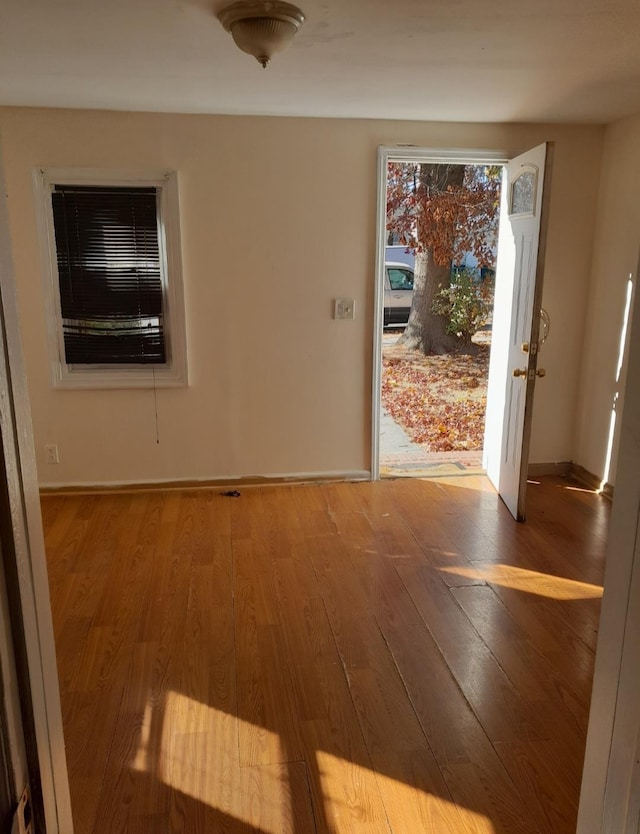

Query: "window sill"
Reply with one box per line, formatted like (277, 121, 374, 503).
(52, 365, 188, 390)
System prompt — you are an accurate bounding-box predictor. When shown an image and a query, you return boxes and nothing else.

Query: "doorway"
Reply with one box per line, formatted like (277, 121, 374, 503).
(373, 143, 552, 524)
(373, 149, 507, 481)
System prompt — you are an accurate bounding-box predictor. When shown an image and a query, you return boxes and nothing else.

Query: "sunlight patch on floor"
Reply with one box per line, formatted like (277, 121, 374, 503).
(130, 691, 497, 832)
(316, 750, 496, 833)
(132, 691, 290, 834)
(441, 563, 603, 600)
(425, 473, 496, 492)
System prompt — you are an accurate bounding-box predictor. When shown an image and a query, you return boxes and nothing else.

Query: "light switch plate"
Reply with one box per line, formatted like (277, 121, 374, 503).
(334, 298, 355, 320)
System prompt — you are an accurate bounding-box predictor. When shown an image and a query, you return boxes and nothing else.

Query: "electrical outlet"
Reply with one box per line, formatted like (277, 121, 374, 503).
(44, 444, 59, 464)
(334, 298, 355, 320)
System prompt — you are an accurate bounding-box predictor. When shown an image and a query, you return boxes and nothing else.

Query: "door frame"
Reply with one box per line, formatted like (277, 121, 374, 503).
(578, 258, 640, 832)
(371, 146, 508, 480)
(0, 148, 73, 830)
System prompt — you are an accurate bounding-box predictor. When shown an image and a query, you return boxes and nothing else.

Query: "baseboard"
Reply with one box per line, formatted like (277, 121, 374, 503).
(569, 462, 614, 499)
(528, 461, 571, 478)
(39, 469, 372, 496)
(527, 460, 614, 498)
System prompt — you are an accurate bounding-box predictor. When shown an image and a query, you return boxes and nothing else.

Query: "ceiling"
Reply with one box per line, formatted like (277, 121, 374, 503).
(1, 0, 640, 125)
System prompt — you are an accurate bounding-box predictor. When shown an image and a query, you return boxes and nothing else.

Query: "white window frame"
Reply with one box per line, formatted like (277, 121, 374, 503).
(34, 168, 188, 389)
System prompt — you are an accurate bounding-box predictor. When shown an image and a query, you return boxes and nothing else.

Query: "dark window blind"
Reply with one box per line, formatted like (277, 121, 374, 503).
(51, 184, 166, 365)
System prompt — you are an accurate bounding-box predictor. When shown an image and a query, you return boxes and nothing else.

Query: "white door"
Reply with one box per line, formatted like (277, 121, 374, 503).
(484, 143, 552, 521)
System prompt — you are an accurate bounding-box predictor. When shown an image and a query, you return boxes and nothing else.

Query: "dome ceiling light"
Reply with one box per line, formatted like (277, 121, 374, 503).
(217, 1, 305, 68)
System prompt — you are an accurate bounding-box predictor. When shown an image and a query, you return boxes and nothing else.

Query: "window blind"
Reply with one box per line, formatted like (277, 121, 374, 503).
(51, 184, 166, 365)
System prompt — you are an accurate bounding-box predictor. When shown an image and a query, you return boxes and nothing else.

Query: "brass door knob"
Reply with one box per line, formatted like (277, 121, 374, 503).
(513, 368, 527, 378)
(536, 368, 546, 378)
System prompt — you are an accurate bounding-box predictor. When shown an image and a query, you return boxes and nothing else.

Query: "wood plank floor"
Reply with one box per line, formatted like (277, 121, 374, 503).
(41, 475, 609, 834)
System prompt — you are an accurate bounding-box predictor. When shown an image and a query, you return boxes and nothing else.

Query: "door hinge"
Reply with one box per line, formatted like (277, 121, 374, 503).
(11, 786, 33, 834)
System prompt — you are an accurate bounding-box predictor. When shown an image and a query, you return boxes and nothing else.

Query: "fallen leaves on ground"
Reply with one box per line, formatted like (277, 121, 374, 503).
(382, 339, 489, 452)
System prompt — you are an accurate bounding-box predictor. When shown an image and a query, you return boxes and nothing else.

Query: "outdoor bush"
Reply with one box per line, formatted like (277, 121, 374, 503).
(432, 268, 494, 343)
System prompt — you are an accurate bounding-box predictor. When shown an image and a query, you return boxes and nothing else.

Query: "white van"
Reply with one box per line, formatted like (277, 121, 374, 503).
(384, 262, 414, 326)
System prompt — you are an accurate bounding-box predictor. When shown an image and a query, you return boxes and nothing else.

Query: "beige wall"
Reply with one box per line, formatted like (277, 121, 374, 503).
(0, 107, 603, 487)
(575, 113, 640, 487)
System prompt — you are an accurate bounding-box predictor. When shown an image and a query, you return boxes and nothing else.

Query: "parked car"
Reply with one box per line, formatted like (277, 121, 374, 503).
(384, 262, 414, 326)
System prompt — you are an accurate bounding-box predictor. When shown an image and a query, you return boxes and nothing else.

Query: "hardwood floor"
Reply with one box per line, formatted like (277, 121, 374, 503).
(41, 475, 609, 833)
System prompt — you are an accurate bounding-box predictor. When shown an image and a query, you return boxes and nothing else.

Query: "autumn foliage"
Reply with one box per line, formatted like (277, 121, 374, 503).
(381, 342, 489, 452)
(386, 162, 501, 355)
(386, 163, 501, 267)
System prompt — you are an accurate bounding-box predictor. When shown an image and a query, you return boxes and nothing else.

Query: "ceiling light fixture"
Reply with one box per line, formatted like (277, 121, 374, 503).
(217, 1, 305, 68)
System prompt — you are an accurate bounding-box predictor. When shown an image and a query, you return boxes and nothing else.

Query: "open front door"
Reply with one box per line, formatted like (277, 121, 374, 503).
(484, 143, 552, 521)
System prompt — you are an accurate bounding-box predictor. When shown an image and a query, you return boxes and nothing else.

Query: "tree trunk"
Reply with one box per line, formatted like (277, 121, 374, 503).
(398, 163, 472, 355)
(398, 248, 465, 354)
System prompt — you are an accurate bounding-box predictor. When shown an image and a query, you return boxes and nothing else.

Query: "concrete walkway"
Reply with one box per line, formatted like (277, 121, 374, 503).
(379, 406, 417, 456)
(379, 331, 484, 477)
(379, 405, 483, 476)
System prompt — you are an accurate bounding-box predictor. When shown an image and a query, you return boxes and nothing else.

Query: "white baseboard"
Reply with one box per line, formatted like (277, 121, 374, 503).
(527, 460, 614, 498)
(39, 469, 372, 494)
(528, 461, 571, 477)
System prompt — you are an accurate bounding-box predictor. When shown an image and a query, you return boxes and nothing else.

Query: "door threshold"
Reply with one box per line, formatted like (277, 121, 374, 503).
(380, 459, 485, 479)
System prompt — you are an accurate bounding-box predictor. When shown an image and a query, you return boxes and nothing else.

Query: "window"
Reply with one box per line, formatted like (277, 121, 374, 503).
(387, 267, 414, 291)
(35, 169, 187, 388)
(509, 167, 537, 217)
